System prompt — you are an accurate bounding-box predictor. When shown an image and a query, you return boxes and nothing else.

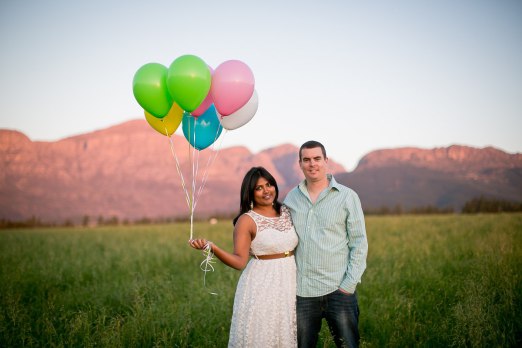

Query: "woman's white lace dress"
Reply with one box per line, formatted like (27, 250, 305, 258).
(228, 205, 298, 348)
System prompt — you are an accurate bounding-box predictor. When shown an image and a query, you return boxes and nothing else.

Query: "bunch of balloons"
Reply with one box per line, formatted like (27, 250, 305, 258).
(132, 55, 258, 244)
(133, 54, 258, 150)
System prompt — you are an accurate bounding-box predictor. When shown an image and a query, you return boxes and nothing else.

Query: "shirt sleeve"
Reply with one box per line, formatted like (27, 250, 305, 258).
(339, 190, 368, 293)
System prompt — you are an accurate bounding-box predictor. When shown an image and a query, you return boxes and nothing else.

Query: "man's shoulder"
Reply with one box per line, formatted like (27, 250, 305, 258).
(330, 175, 361, 200)
(331, 175, 355, 192)
(284, 185, 301, 199)
(337, 183, 357, 194)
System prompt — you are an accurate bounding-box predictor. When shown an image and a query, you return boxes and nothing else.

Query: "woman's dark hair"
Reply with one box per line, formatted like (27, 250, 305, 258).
(232, 166, 282, 225)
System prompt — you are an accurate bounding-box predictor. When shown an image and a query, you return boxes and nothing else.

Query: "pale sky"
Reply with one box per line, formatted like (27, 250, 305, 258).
(1, 0, 521, 170)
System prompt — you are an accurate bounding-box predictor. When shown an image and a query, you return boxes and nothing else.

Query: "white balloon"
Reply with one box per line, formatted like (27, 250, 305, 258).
(218, 90, 258, 130)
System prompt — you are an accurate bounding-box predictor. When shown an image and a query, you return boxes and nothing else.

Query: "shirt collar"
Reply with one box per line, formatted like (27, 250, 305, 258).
(328, 174, 341, 191)
(298, 174, 340, 192)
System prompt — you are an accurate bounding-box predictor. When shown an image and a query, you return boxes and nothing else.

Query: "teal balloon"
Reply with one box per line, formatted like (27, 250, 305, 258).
(132, 63, 172, 118)
(182, 105, 223, 150)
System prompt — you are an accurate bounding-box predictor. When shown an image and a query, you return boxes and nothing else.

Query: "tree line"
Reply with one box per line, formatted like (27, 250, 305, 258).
(461, 195, 522, 214)
(1, 196, 521, 228)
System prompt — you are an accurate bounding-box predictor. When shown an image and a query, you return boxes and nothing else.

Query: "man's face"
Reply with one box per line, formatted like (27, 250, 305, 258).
(299, 147, 328, 183)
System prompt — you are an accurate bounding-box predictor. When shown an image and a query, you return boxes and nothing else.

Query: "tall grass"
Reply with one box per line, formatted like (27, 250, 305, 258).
(359, 214, 522, 347)
(1, 214, 521, 347)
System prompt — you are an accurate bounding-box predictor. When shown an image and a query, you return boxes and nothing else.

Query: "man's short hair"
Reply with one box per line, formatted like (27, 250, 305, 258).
(299, 140, 327, 161)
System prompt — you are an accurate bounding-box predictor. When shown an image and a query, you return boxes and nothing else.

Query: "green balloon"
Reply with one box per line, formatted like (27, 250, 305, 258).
(132, 63, 172, 118)
(167, 55, 211, 112)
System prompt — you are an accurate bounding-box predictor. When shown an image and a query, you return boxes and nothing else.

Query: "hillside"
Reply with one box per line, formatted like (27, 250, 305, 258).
(1, 121, 521, 222)
(337, 146, 522, 211)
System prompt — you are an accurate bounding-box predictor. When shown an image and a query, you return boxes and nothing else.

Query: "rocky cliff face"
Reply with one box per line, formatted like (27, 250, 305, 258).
(0, 120, 343, 223)
(357, 145, 522, 174)
(338, 145, 522, 211)
(1, 120, 520, 222)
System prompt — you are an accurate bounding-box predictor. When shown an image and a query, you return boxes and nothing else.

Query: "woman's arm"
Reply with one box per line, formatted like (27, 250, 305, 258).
(189, 214, 254, 270)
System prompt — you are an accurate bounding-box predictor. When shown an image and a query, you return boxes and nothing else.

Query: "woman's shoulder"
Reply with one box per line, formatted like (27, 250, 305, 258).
(236, 211, 256, 226)
(234, 213, 257, 237)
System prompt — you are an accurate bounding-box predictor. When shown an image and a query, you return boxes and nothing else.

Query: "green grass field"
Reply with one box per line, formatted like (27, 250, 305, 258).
(1, 214, 521, 347)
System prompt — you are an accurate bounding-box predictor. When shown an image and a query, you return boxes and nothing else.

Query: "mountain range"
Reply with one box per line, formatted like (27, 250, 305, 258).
(1, 120, 521, 223)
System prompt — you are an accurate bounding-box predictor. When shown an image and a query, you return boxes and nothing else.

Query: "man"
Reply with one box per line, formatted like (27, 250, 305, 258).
(284, 140, 368, 348)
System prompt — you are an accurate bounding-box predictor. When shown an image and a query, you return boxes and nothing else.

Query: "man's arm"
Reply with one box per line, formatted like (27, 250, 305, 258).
(339, 191, 368, 294)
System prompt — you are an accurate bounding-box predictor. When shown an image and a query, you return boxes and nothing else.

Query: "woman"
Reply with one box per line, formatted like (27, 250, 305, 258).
(189, 166, 298, 347)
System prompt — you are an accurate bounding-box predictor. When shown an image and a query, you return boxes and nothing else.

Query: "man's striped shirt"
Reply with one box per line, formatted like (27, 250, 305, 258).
(284, 175, 368, 296)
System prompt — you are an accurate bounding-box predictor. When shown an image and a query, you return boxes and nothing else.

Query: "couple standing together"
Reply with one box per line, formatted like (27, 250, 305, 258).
(190, 140, 368, 348)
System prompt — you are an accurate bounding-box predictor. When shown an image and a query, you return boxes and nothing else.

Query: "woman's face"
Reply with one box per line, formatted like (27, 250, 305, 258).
(252, 176, 276, 208)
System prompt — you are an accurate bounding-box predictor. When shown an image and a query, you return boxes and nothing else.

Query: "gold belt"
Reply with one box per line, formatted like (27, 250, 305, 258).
(256, 250, 294, 260)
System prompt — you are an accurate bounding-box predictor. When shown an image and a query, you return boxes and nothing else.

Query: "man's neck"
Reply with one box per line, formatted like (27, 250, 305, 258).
(305, 175, 329, 202)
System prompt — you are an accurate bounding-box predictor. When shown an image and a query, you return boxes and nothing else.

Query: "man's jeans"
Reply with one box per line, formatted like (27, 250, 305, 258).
(297, 290, 360, 348)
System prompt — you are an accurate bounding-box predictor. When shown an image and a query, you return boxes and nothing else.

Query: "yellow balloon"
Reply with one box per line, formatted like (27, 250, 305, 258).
(145, 102, 183, 136)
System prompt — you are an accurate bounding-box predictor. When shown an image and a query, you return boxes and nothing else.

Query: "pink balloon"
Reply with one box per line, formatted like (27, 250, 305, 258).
(210, 60, 255, 116)
(191, 92, 213, 117)
(191, 66, 214, 117)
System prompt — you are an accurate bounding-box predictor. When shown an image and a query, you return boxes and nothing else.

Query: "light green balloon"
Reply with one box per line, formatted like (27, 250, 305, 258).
(167, 55, 211, 113)
(132, 63, 172, 118)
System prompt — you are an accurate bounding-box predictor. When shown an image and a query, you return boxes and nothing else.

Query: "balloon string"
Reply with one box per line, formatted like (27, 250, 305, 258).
(164, 125, 191, 210)
(187, 118, 195, 240)
(192, 138, 200, 208)
(200, 242, 218, 296)
(194, 128, 225, 208)
(163, 117, 224, 241)
(193, 129, 227, 210)
(188, 117, 217, 295)
(163, 118, 222, 295)
(190, 116, 199, 240)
